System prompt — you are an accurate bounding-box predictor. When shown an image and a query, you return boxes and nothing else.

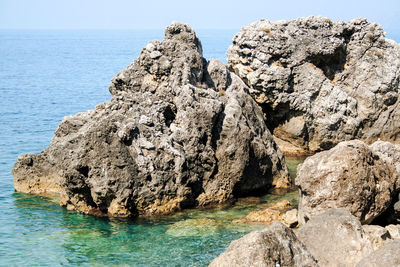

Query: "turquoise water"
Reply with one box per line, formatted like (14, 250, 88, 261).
(1, 29, 398, 266)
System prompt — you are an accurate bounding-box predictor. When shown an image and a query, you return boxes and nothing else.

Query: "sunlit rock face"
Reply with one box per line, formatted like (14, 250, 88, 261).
(296, 140, 400, 225)
(13, 22, 290, 218)
(228, 17, 400, 155)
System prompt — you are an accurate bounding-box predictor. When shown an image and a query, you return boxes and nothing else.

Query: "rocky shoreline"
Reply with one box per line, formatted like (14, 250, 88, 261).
(13, 22, 290, 217)
(12, 16, 400, 266)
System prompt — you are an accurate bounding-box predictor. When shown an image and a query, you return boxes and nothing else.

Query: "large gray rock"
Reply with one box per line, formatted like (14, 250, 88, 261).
(209, 221, 319, 267)
(296, 140, 398, 224)
(227, 17, 400, 155)
(296, 209, 374, 267)
(356, 239, 400, 267)
(370, 141, 400, 224)
(12, 23, 290, 217)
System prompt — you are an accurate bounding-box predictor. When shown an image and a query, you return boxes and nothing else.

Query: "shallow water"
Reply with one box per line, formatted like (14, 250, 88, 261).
(1, 29, 398, 266)
(5, 169, 300, 266)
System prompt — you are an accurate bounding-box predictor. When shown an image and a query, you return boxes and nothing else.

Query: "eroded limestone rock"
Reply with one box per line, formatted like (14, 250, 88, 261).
(209, 221, 318, 267)
(12, 23, 290, 217)
(296, 140, 399, 224)
(362, 225, 392, 250)
(296, 209, 373, 267)
(356, 239, 400, 267)
(228, 17, 400, 155)
(235, 200, 298, 228)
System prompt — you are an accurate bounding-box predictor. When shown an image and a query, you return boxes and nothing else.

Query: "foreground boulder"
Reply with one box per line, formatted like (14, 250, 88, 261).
(296, 140, 399, 224)
(227, 17, 400, 155)
(296, 209, 373, 267)
(209, 222, 318, 267)
(12, 23, 290, 217)
(356, 239, 400, 267)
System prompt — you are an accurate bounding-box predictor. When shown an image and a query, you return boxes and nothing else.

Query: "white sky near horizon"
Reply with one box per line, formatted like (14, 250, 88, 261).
(0, 0, 399, 31)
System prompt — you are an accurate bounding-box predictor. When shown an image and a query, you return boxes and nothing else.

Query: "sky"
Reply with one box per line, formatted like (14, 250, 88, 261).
(0, 0, 399, 32)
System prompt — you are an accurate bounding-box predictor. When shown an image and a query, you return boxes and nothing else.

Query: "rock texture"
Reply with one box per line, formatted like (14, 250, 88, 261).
(12, 23, 290, 217)
(296, 209, 373, 267)
(209, 221, 319, 267)
(356, 239, 400, 267)
(362, 225, 392, 250)
(385, 224, 400, 239)
(227, 17, 400, 155)
(296, 140, 399, 224)
(236, 200, 298, 228)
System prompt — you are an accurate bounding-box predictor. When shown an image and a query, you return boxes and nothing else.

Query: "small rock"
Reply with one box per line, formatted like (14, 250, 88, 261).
(385, 224, 400, 239)
(239, 200, 295, 225)
(296, 209, 374, 267)
(356, 239, 400, 267)
(362, 225, 392, 250)
(281, 209, 298, 228)
(209, 222, 318, 267)
(149, 50, 162, 59)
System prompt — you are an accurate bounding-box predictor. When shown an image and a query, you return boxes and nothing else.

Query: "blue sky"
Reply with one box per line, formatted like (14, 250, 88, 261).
(0, 0, 399, 31)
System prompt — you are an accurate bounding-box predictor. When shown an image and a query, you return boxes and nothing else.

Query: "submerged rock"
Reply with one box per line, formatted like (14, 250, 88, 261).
(236, 200, 298, 227)
(12, 22, 289, 217)
(227, 17, 400, 155)
(296, 209, 373, 267)
(209, 221, 318, 267)
(166, 218, 224, 237)
(296, 140, 399, 224)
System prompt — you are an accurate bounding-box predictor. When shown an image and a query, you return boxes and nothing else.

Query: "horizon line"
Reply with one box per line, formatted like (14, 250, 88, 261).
(0, 28, 241, 31)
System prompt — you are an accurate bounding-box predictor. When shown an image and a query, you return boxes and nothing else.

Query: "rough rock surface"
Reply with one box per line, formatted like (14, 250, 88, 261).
(236, 200, 298, 227)
(385, 224, 400, 239)
(227, 17, 400, 155)
(12, 23, 290, 217)
(296, 140, 399, 224)
(209, 221, 319, 267)
(356, 239, 400, 267)
(362, 225, 392, 250)
(296, 209, 373, 267)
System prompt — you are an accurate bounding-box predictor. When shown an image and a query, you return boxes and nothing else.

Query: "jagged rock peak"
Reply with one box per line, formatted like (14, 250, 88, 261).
(109, 22, 206, 96)
(228, 16, 400, 155)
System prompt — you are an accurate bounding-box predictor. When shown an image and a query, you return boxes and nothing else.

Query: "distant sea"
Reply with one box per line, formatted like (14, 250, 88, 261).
(0, 29, 399, 266)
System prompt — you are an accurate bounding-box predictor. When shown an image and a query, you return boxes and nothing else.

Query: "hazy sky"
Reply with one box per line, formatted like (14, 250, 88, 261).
(0, 0, 399, 31)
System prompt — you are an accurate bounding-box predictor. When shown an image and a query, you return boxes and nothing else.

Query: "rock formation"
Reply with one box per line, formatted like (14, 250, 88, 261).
(296, 209, 374, 266)
(362, 225, 392, 250)
(296, 140, 399, 224)
(227, 17, 400, 155)
(12, 23, 290, 217)
(234, 200, 298, 228)
(356, 239, 400, 267)
(211, 209, 400, 267)
(209, 221, 318, 267)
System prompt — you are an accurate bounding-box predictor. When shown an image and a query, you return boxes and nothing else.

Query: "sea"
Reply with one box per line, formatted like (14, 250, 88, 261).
(0, 29, 398, 266)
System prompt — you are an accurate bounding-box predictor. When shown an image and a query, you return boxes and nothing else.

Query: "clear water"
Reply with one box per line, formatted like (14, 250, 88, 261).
(1, 29, 398, 266)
